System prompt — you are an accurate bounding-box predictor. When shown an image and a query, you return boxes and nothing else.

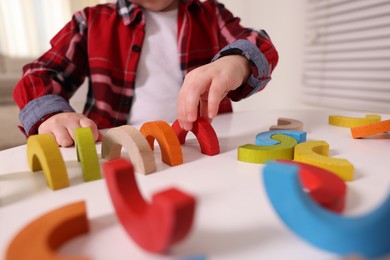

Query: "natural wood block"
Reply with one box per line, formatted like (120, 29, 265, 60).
(101, 125, 156, 175)
(74, 127, 101, 181)
(6, 201, 89, 260)
(238, 134, 298, 164)
(27, 134, 69, 190)
(329, 114, 381, 128)
(102, 158, 196, 253)
(140, 121, 183, 167)
(351, 119, 390, 138)
(171, 118, 220, 156)
(270, 118, 304, 131)
(294, 141, 354, 181)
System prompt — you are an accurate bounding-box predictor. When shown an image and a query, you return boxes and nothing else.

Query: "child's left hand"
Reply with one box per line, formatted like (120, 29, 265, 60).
(177, 55, 250, 130)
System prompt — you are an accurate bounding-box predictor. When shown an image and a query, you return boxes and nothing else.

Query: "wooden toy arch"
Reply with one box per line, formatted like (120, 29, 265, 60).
(27, 134, 69, 190)
(101, 125, 156, 174)
(140, 121, 183, 166)
(270, 118, 304, 131)
(263, 161, 390, 258)
(6, 201, 89, 260)
(171, 118, 220, 156)
(74, 127, 101, 181)
(277, 160, 346, 213)
(102, 158, 196, 253)
(238, 134, 298, 164)
(294, 141, 354, 181)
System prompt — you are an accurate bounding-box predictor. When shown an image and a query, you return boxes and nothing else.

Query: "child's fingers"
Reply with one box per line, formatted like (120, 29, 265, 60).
(79, 117, 99, 141)
(207, 78, 227, 120)
(52, 126, 74, 147)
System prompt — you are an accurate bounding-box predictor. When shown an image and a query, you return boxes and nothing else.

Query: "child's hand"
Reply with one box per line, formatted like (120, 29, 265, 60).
(177, 55, 250, 130)
(38, 112, 101, 147)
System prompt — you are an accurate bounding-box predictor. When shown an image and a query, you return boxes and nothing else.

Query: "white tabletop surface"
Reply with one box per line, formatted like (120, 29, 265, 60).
(1, 109, 389, 260)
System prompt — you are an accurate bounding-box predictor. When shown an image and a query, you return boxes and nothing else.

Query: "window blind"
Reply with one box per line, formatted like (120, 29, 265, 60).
(302, 0, 390, 112)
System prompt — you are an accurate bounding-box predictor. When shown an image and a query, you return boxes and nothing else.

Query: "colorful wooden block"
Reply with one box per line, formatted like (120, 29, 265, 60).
(74, 127, 101, 181)
(294, 141, 354, 181)
(101, 125, 156, 175)
(263, 161, 390, 258)
(329, 114, 381, 128)
(238, 134, 298, 164)
(27, 134, 69, 190)
(270, 118, 304, 131)
(171, 118, 220, 156)
(140, 121, 183, 167)
(277, 160, 346, 213)
(6, 201, 89, 260)
(102, 158, 196, 253)
(351, 119, 390, 139)
(255, 130, 306, 146)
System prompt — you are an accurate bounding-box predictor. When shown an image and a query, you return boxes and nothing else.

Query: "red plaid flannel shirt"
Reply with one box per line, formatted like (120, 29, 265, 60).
(13, 0, 278, 135)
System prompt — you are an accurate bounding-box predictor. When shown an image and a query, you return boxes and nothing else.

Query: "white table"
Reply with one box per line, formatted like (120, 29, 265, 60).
(1, 109, 389, 260)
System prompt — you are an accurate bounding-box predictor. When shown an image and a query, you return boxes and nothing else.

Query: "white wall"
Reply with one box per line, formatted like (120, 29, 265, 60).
(221, 0, 308, 111)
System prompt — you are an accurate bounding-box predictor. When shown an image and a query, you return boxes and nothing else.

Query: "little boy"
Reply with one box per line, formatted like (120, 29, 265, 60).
(13, 0, 278, 147)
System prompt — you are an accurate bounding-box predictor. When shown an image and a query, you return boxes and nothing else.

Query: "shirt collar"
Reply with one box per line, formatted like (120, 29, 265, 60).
(117, 0, 200, 26)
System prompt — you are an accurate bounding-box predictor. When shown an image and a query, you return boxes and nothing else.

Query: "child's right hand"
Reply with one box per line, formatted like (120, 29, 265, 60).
(38, 112, 101, 147)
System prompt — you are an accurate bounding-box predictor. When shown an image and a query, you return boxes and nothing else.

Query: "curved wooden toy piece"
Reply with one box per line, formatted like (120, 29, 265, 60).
(140, 121, 183, 166)
(329, 114, 381, 128)
(263, 161, 390, 258)
(6, 201, 89, 260)
(270, 118, 304, 131)
(238, 134, 298, 164)
(255, 130, 306, 146)
(294, 141, 354, 181)
(27, 134, 69, 190)
(351, 119, 390, 139)
(277, 160, 346, 213)
(101, 125, 156, 174)
(102, 158, 196, 253)
(171, 118, 220, 156)
(74, 127, 101, 181)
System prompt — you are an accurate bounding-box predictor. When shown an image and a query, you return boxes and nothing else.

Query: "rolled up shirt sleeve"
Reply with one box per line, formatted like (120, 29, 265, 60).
(19, 94, 75, 135)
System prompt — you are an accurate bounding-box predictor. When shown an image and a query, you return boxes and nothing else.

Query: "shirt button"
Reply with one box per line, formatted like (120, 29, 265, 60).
(132, 45, 141, 52)
(121, 98, 132, 105)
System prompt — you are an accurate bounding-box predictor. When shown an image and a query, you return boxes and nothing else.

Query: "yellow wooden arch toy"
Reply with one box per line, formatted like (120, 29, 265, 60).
(27, 134, 69, 190)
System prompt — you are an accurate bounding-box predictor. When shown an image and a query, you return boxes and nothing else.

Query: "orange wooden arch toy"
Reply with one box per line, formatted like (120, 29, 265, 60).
(140, 121, 183, 166)
(171, 118, 220, 156)
(6, 201, 89, 260)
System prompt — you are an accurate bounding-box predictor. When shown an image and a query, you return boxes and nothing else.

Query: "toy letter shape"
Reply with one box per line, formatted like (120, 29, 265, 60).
(263, 161, 390, 258)
(27, 134, 69, 190)
(171, 118, 220, 156)
(238, 134, 298, 164)
(329, 114, 381, 128)
(351, 119, 390, 139)
(255, 130, 306, 146)
(74, 127, 101, 181)
(101, 125, 156, 174)
(102, 158, 196, 253)
(140, 121, 183, 166)
(270, 118, 304, 131)
(6, 201, 90, 260)
(294, 141, 354, 181)
(277, 160, 346, 213)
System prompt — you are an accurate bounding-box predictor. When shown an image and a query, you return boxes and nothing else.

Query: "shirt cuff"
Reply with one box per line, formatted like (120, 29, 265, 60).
(19, 94, 75, 135)
(212, 39, 271, 100)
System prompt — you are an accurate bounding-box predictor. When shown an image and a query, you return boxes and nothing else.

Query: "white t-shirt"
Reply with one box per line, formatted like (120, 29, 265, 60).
(128, 8, 181, 125)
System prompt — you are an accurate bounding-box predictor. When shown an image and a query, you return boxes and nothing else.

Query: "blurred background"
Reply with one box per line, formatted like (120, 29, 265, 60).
(1, 0, 389, 150)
